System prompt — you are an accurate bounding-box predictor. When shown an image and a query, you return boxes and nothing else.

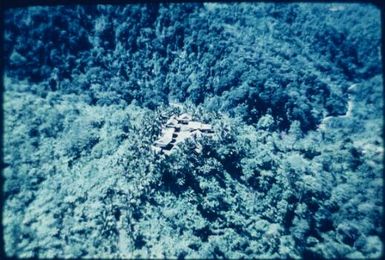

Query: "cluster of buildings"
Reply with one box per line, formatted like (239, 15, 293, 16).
(152, 113, 214, 155)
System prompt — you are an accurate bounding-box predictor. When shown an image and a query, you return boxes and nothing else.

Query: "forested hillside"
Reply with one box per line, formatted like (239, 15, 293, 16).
(3, 3, 383, 258)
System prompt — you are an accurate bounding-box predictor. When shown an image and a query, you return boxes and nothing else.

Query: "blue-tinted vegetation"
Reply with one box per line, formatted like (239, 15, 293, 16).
(3, 3, 383, 258)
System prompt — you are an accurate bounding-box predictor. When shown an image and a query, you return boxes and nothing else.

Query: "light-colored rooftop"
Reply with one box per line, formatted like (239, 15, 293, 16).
(154, 127, 174, 148)
(152, 113, 214, 155)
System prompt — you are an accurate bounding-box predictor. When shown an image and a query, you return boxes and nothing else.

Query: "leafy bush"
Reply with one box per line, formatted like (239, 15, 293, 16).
(3, 3, 382, 259)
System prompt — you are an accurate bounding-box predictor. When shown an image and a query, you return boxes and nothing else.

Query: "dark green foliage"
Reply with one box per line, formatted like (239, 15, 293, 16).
(3, 3, 382, 259)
